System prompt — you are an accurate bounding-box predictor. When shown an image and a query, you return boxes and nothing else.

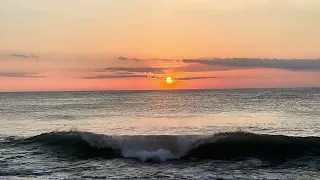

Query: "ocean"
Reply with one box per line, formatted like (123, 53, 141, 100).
(0, 88, 319, 180)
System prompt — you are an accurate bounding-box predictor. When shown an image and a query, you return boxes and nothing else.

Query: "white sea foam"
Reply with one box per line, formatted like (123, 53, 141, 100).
(80, 132, 208, 161)
(122, 149, 175, 161)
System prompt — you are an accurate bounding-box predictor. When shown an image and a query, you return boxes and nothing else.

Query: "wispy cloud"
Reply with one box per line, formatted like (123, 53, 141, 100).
(10, 54, 39, 59)
(0, 72, 44, 78)
(98, 65, 233, 74)
(117, 56, 180, 62)
(83, 73, 220, 81)
(103, 67, 165, 73)
(117, 56, 141, 62)
(11, 54, 28, 58)
(177, 76, 217, 80)
(83, 74, 147, 79)
(114, 72, 136, 75)
(183, 58, 320, 71)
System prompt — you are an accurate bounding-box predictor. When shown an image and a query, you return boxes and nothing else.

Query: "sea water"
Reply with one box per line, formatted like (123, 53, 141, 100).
(0, 88, 319, 179)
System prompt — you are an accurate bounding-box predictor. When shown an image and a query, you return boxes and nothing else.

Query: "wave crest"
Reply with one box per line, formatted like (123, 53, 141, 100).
(4, 131, 320, 162)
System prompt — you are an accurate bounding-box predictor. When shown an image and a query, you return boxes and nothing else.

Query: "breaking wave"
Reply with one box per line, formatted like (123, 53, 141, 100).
(2, 131, 320, 162)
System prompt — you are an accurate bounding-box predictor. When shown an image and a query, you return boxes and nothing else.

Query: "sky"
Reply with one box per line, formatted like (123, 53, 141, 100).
(1, 0, 320, 91)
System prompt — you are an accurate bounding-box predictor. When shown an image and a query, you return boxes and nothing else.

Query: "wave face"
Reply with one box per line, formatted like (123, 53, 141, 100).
(3, 131, 320, 162)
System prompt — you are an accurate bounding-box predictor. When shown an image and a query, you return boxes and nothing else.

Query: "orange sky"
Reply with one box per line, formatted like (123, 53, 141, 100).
(1, 0, 320, 91)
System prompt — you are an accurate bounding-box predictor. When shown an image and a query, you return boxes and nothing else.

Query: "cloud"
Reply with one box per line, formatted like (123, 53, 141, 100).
(83, 73, 220, 81)
(114, 72, 135, 75)
(117, 56, 141, 62)
(103, 67, 165, 73)
(30, 55, 39, 58)
(183, 58, 320, 71)
(10, 54, 39, 59)
(117, 56, 182, 62)
(0, 72, 44, 78)
(177, 76, 217, 80)
(93, 66, 231, 76)
(11, 54, 28, 58)
(96, 57, 320, 77)
(83, 74, 147, 79)
(162, 59, 179, 62)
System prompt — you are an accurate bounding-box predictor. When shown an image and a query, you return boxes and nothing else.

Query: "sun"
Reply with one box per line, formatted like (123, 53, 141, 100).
(166, 76, 173, 84)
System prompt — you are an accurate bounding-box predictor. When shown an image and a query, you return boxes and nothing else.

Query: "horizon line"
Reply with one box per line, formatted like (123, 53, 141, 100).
(1, 86, 319, 93)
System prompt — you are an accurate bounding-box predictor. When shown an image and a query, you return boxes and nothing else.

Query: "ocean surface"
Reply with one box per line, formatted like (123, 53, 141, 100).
(0, 88, 319, 180)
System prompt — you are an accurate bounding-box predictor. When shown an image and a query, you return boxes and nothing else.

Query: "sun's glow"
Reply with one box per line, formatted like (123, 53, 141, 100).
(166, 76, 173, 84)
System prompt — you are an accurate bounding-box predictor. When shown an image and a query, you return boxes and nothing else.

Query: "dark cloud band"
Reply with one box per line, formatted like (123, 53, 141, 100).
(183, 58, 320, 71)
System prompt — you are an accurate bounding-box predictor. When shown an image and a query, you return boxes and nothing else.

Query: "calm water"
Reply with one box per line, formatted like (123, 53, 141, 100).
(0, 88, 319, 179)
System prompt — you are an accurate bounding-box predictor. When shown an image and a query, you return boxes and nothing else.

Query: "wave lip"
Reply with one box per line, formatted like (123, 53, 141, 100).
(3, 131, 320, 162)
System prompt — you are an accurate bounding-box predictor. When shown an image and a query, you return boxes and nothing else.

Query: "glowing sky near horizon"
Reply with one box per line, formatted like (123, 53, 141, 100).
(1, 0, 320, 91)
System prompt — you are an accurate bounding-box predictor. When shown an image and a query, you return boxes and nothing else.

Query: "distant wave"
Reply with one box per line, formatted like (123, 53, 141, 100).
(44, 115, 77, 120)
(2, 131, 320, 162)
